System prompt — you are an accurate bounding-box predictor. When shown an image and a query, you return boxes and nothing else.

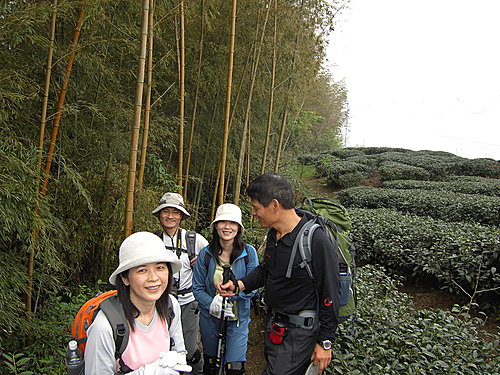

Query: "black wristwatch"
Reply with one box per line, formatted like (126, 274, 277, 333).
(319, 339, 332, 350)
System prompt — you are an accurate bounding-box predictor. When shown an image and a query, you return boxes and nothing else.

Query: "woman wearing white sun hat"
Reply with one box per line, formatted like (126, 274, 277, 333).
(85, 232, 191, 375)
(192, 203, 259, 375)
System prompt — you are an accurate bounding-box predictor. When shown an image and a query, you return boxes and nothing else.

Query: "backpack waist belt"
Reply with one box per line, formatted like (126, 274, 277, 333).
(271, 309, 316, 329)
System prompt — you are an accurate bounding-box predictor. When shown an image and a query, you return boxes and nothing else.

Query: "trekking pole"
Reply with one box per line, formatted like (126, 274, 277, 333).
(215, 265, 232, 375)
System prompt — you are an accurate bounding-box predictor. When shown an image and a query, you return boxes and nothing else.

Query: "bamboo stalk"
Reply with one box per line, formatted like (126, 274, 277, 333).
(124, 0, 150, 238)
(137, 0, 155, 191)
(183, 0, 205, 198)
(177, 0, 185, 193)
(28, 0, 86, 317)
(261, 0, 277, 174)
(234, 1, 270, 205)
(218, 0, 237, 205)
(36, 0, 58, 193)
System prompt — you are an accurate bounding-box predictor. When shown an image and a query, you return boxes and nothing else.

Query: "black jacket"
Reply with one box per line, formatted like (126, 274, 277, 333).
(241, 213, 340, 341)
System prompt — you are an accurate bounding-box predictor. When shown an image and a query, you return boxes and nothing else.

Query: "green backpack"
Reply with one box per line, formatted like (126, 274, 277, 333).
(287, 197, 356, 322)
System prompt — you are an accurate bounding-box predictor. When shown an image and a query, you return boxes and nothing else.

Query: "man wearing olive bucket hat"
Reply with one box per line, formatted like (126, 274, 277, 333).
(152, 192, 209, 374)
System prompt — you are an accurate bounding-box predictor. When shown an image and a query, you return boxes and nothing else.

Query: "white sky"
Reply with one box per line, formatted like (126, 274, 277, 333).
(325, 0, 500, 160)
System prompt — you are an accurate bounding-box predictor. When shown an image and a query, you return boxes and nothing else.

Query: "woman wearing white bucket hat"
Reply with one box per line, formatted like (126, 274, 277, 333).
(85, 232, 191, 375)
(192, 204, 259, 375)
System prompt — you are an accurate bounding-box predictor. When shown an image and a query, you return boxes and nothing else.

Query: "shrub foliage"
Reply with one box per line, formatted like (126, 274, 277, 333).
(331, 265, 499, 375)
(383, 177, 500, 197)
(348, 208, 500, 305)
(337, 186, 500, 226)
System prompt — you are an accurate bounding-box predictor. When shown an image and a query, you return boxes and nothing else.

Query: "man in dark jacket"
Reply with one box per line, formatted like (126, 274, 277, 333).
(218, 174, 340, 375)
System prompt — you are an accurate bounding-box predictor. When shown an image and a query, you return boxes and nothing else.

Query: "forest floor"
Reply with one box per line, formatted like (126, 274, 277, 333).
(243, 175, 499, 375)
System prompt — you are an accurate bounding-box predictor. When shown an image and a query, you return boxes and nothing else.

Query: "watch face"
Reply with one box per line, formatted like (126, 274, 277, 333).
(322, 340, 332, 350)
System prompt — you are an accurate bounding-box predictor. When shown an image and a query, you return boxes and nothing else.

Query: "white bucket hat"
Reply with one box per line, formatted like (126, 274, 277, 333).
(152, 192, 190, 219)
(210, 203, 244, 230)
(109, 232, 182, 285)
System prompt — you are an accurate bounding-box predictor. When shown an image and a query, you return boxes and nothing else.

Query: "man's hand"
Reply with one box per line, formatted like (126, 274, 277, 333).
(310, 343, 332, 373)
(216, 280, 236, 297)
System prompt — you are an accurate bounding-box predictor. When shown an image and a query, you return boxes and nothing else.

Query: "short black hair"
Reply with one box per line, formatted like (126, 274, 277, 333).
(245, 173, 295, 209)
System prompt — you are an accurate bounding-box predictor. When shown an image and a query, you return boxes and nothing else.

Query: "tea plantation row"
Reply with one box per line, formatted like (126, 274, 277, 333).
(300, 147, 500, 188)
(383, 177, 500, 197)
(337, 186, 499, 226)
(332, 265, 499, 375)
(347, 208, 499, 306)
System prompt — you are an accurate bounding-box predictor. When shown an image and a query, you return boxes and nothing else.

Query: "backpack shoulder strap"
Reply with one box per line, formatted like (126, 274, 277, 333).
(185, 230, 196, 261)
(286, 219, 318, 280)
(99, 295, 129, 358)
(167, 296, 175, 327)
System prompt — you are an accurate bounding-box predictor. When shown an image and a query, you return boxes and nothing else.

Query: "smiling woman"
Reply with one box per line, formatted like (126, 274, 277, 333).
(192, 204, 259, 375)
(85, 232, 188, 375)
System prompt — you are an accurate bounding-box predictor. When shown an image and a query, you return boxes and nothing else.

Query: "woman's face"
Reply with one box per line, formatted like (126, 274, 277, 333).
(121, 262, 169, 306)
(215, 220, 240, 243)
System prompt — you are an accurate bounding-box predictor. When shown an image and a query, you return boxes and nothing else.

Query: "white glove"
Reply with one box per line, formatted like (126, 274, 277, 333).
(159, 351, 192, 373)
(128, 357, 184, 375)
(128, 359, 168, 375)
(159, 351, 186, 368)
(209, 294, 235, 319)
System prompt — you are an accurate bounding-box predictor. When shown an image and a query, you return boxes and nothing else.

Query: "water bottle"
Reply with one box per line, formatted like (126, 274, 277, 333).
(66, 340, 84, 375)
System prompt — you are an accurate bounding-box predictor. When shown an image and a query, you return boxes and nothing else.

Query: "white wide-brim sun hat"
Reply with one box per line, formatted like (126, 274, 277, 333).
(109, 231, 182, 285)
(151, 192, 190, 219)
(210, 203, 244, 231)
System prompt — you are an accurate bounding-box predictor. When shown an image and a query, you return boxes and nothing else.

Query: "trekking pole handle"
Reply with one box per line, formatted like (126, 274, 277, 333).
(222, 265, 231, 284)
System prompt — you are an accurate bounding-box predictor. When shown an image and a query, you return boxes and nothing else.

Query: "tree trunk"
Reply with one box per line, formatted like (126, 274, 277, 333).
(261, 0, 277, 175)
(124, 0, 150, 238)
(137, 0, 155, 191)
(184, 0, 205, 198)
(218, 0, 237, 205)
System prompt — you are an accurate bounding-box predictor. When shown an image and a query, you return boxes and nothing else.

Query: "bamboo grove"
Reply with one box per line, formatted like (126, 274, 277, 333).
(0, 0, 348, 351)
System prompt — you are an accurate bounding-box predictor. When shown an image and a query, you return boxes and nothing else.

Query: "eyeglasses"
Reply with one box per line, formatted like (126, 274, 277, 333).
(161, 208, 182, 217)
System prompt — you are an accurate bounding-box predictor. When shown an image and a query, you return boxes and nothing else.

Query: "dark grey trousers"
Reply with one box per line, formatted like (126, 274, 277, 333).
(261, 317, 319, 375)
(181, 300, 203, 375)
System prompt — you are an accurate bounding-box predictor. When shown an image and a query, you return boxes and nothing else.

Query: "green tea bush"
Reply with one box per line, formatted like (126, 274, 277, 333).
(308, 148, 500, 186)
(337, 186, 500, 225)
(348, 208, 500, 304)
(330, 265, 499, 375)
(451, 158, 500, 178)
(353, 146, 411, 155)
(384, 178, 500, 197)
(316, 160, 373, 188)
(297, 153, 326, 165)
(323, 148, 366, 159)
(378, 162, 431, 181)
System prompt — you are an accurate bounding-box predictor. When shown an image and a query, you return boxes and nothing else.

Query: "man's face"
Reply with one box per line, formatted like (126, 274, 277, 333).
(159, 207, 182, 233)
(250, 199, 276, 228)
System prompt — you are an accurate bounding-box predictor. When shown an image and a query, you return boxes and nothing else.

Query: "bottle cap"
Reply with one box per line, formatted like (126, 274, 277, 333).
(68, 340, 78, 351)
